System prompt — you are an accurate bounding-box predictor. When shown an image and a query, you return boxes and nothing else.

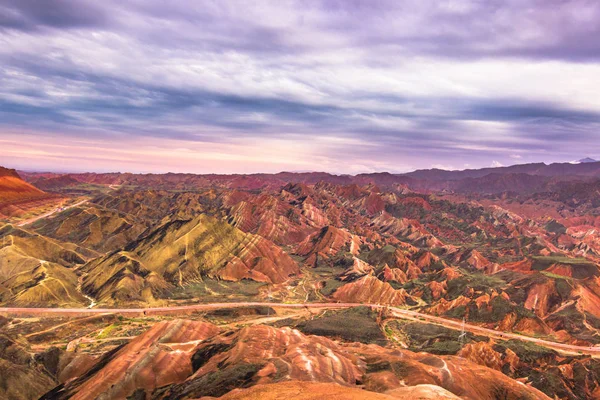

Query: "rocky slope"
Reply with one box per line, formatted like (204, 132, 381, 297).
(29, 204, 148, 253)
(0, 223, 90, 307)
(80, 214, 300, 304)
(215, 380, 462, 399)
(0, 167, 46, 205)
(0, 333, 57, 400)
(0, 167, 53, 218)
(43, 319, 220, 400)
(39, 320, 549, 400)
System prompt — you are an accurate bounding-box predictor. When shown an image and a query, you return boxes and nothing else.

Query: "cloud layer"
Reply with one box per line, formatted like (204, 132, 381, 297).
(1, 0, 600, 173)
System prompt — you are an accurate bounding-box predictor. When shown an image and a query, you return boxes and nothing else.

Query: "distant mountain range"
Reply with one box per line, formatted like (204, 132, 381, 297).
(578, 157, 598, 163)
(12, 159, 600, 197)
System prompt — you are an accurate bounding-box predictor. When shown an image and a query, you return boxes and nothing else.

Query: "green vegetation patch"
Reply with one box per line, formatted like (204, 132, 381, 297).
(96, 323, 119, 339)
(468, 295, 536, 323)
(319, 278, 345, 296)
(167, 279, 266, 302)
(544, 304, 600, 344)
(493, 339, 557, 364)
(524, 368, 573, 400)
(544, 220, 567, 235)
(531, 256, 599, 279)
(203, 306, 275, 321)
(359, 245, 398, 267)
(446, 270, 507, 300)
(295, 306, 388, 345)
(385, 320, 486, 355)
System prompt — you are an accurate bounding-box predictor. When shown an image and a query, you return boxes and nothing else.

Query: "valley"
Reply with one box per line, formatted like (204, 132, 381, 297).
(3, 162, 600, 399)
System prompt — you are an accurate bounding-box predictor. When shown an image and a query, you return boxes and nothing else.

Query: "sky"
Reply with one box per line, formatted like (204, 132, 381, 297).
(1, 0, 600, 174)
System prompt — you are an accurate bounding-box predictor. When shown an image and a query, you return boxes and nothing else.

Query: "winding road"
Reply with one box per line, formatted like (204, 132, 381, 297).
(2, 302, 599, 356)
(17, 199, 89, 227)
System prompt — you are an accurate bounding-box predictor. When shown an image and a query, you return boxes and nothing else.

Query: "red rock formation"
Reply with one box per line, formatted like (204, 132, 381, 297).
(216, 381, 460, 399)
(523, 280, 557, 318)
(334, 184, 368, 200)
(440, 267, 462, 281)
(0, 167, 47, 205)
(501, 258, 535, 273)
(351, 342, 550, 400)
(227, 193, 319, 246)
(355, 192, 385, 215)
(398, 196, 433, 211)
(427, 280, 448, 300)
(158, 323, 547, 400)
(427, 296, 471, 315)
(462, 249, 492, 271)
(546, 263, 574, 278)
(339, 257, 375, 282)
(371, 212, 443, 248)
(576, 279, 600, 318)
(297, 226, 363, 266)
(459, 342, 502, 368)
(332, 276, 411, 306)
(218, 235, 300, 284)
(65, 320, 220, 400)
(391, 250, 421, 279)
(190, 325, 363, 386)
(0, 166, 55, 218)
(415, 251, 441, 270)
(380, 264, 408, 284)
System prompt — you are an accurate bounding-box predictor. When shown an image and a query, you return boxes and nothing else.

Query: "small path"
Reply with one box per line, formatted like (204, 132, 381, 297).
(17, 199, 89, 227)
(24, 313, 115, 339)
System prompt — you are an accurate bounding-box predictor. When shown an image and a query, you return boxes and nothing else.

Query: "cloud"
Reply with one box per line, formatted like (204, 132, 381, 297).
(0, 0, 109, 31)
(1, 0, 600, 173)
(491, 160, 504, 168)
(431, 164, 456, 171)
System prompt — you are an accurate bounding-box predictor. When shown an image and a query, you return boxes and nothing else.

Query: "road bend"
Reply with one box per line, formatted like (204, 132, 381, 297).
(2, 302, 600, 356)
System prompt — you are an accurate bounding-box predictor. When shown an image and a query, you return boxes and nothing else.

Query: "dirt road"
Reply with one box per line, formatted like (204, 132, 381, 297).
(1, 302, 599, 356)
(386, 307, 600, 356)
(17, 199, 88, 227)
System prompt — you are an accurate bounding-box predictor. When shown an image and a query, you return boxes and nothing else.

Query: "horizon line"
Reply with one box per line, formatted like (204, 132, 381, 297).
(9, 160, 595, 177)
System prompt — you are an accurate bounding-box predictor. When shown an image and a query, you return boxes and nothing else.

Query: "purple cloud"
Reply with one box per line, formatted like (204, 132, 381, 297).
(1, 0, 600, 173)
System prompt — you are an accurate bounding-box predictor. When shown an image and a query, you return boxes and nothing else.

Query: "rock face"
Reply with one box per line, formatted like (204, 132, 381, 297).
(371, 212, 443, 248)
(0, 167, 54, 219)
(332, 275, 412, 306)
(153, 324, 364, 399)
(31, 205, 147, 253)
(352, 344, 550, 400)
(339, 257, 375, 281)
(297, 226, 363, 266)
(227, 192, 320, 246)
(457, 340, 600, 399)
(42, 319, 220, 400)
(0, 334, 57, 400)
(0, 167, 46, 206)
(216, 381, 461, 399)
(81, 214, 299, 304)
(39, 322, 549, 400)
(0, 224, 88, 307)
